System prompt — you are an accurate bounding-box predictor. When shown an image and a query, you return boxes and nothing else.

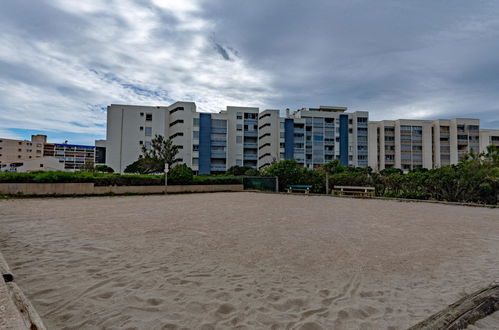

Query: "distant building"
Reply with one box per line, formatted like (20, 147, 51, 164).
(43, 143, 96, 171)
(0, 135, 47, 166)
(4, 156, 65, 173)
(479, 129, 499, 151)
(368, 118, 481, 172)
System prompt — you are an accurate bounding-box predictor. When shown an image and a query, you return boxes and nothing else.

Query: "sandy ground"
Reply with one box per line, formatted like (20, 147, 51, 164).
(0, 192, 498, 330)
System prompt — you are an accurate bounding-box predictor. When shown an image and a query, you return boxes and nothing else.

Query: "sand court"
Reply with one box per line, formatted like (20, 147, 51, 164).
(0, 192, 498, 329)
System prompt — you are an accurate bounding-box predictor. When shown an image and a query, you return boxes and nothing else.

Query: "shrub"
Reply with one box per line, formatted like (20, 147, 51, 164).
(168, 164, 194, 185)
(244, 168, 260, 176)
(95, 165, 114, 173)
(227, 165, 254, 176)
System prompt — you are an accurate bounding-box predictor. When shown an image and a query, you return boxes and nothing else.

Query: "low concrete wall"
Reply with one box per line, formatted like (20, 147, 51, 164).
(0, 183, 95, 195)
(0, 183, 243, 196)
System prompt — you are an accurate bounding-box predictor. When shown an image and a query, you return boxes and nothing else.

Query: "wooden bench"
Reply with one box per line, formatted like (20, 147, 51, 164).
(287, 185, 312, 194)
(333, 185, 375, 197)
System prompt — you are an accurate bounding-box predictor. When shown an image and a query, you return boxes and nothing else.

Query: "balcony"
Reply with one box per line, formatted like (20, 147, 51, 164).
(211, 152, 226, 159)
(244, 143, 258, 149)
(210, 165, 226, 172)
(244, 130, 258, 137)
(211, 127, 227, 134)
(211, 140, 227, 146)
(243, 154, 258, 160)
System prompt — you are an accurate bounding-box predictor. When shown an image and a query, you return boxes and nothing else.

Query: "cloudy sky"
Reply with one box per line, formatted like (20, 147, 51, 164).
(1, 0, 498, 144)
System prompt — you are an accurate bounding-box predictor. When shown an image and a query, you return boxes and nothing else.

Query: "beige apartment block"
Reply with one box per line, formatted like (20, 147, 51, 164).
(0, 135, 46, 165)
(479, 129, 499, 152)
(369, 118, 480, 171)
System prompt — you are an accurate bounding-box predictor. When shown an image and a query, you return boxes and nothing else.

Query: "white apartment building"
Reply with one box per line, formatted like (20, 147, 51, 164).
(368, 118, 481, 171)
(258, 106, 369, 169)
(106, 102, 260, 174)
(479, 129, 499, 152)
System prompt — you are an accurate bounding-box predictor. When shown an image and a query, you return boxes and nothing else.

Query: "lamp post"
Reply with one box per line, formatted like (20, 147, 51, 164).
(164, 163, 169, 195)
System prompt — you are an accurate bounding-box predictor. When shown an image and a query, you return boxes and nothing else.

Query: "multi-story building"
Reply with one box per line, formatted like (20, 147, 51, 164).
(106, 102, 261, 174)
(43, 143, 96, 171)
(104, 101, 499, 174)
(479, 129, 499, 152)
(368, 118, 481, 171)
(258, 106, 369, 169)
(0, 135, 46, 167)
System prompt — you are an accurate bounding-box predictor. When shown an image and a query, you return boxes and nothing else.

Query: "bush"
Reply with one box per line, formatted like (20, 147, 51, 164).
(168, 164, 194, 185)
(95, 165, 114, 173)
(244, 168, 260, 176)
(227, 165, 254, 176)
(193, 175, 242, 185)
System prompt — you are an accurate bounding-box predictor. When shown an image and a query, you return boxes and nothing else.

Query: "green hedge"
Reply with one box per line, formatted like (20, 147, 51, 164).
(0, 172, 242, 186)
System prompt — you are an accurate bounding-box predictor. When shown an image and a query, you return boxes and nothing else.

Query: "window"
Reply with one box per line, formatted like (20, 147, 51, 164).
(236, 136, 242, 144)
(140, 112, 144, 116)
(192, 158, 199, 165)
(193, 131, 199, 139)
(236, 159, 242, 165)
(385, 136, 395, 141)
(193, 118, 199, 127)
(40, 164, 43, 167)
(145, 127, 152, 136)
(193, 145, 199, 151)
(139, 141, 143, 145)
(145, 113, 152, 121)
(144, 141, 151, 150)
(18, 142, 22, 145)
(236, 124, 242, 131)
(140, 126, 144, 131)
(18, 148, 21, 152)
(236, 112, 243, 120)
(357, 117, 368, 123)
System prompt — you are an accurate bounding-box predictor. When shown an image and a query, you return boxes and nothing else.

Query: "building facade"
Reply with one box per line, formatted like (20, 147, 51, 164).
(258, 106, 369, 169)
(0, 135, 46, 167)
(368, 118, 481, 171)
(106, 103, 262, 174)
(479, 129, 499, 152)
(43, 143, 96, 171)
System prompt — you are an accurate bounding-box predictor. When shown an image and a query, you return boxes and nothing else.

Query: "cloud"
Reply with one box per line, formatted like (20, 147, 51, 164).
(0, 0, 498, 146)
(0, 0, 275, 143)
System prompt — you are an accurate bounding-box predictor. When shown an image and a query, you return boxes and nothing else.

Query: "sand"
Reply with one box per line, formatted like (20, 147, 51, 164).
(0, 192, 498, 330)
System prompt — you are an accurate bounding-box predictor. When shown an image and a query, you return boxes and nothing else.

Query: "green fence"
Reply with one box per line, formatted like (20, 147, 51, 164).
(242, 176, 277, 192)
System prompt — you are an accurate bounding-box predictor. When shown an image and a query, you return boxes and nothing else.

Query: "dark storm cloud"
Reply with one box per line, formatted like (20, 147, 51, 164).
(0, 0, 498, 144)
(202, 0, 499, 127)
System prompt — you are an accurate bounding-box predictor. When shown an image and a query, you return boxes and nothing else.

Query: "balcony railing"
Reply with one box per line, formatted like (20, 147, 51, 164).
(244, 143, 258, 149)
(211, 140, 227, 146)
(210, 165, 226, 172)
(243, 154, 258, 160)
(211, 152, 226, 159)
(244, 131, 258, 137)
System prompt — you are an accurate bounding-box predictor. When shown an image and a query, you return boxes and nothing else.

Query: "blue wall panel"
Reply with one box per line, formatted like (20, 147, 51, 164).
(199, 113, 212, 174)
(339, 114, 349, 166)
(284, 119, 294, 160)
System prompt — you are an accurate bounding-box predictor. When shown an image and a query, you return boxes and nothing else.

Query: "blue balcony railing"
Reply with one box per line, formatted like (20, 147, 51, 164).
(243, 154, 258, 160)
(211, 152, 226, 159)
(211, 140, 227, 146)
(244, 131, 258, 137)
(244, 143, 258, 149)
(210, 165, 226, 172)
